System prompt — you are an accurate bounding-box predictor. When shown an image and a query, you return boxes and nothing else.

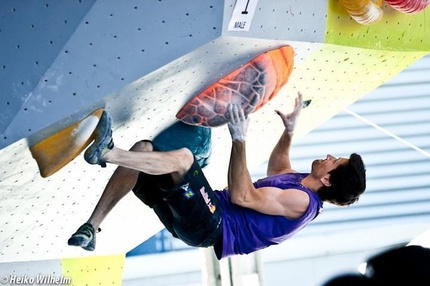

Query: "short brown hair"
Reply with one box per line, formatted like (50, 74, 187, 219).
(318, 153, 366, 206)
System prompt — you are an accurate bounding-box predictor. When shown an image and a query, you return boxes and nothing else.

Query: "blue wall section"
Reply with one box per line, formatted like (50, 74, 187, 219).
(0, 0, 96, 135)
(0, 0, 223, 149)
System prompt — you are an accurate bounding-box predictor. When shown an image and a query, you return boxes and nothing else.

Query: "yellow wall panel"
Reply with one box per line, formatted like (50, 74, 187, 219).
(284, 43, 426, 137)
(326, 0, 430, 51)
(62, 254, 124, 286)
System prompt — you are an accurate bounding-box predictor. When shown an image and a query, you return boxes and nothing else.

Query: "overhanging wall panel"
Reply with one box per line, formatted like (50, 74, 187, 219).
(0, 0, 96, 135)
(0, 0, 223, 149)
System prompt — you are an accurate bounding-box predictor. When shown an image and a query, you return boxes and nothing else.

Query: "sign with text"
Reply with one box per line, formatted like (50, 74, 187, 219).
(227, 0, 259, 32)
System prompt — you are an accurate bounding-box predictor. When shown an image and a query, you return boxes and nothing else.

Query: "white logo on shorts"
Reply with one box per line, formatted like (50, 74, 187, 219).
(200, 186, 216, 213)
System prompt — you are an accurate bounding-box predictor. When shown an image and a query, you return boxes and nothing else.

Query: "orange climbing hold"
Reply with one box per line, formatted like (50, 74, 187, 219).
(176, 45, 295, 127)
(30, 108, 104, 178)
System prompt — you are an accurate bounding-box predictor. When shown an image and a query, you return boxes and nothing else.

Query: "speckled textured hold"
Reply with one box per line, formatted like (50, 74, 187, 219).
(176, 46, 294, 127)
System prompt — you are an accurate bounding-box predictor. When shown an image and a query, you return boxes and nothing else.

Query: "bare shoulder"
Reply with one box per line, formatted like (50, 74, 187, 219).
(280, 188, 310, 219)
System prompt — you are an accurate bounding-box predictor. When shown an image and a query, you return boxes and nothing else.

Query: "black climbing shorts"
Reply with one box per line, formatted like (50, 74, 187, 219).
(132, 156, 223, 248)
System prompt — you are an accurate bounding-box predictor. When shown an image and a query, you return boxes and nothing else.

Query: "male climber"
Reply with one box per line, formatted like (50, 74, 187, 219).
(68, 92, 366, 258)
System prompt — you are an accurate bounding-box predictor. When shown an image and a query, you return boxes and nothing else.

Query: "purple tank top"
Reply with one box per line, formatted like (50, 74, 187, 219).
(213, 172, 323, 259)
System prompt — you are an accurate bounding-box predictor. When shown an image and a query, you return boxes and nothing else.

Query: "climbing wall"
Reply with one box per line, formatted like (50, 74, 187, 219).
(0, 0, 429, 285)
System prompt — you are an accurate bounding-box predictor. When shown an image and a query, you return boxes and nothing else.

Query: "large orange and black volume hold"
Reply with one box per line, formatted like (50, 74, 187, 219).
(176, 45, 295, 127)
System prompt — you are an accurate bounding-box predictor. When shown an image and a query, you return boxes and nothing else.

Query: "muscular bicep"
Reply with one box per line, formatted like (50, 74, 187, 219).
(235, 186, 310, 219)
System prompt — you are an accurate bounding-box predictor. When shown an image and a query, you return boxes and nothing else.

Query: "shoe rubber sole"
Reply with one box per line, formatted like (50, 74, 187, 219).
(84, 111, 114, 167)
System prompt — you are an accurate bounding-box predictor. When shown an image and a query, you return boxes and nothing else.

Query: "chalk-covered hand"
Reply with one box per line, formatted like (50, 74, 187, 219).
(275, 92, 303, 135)
(227, 104, 250, 142)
